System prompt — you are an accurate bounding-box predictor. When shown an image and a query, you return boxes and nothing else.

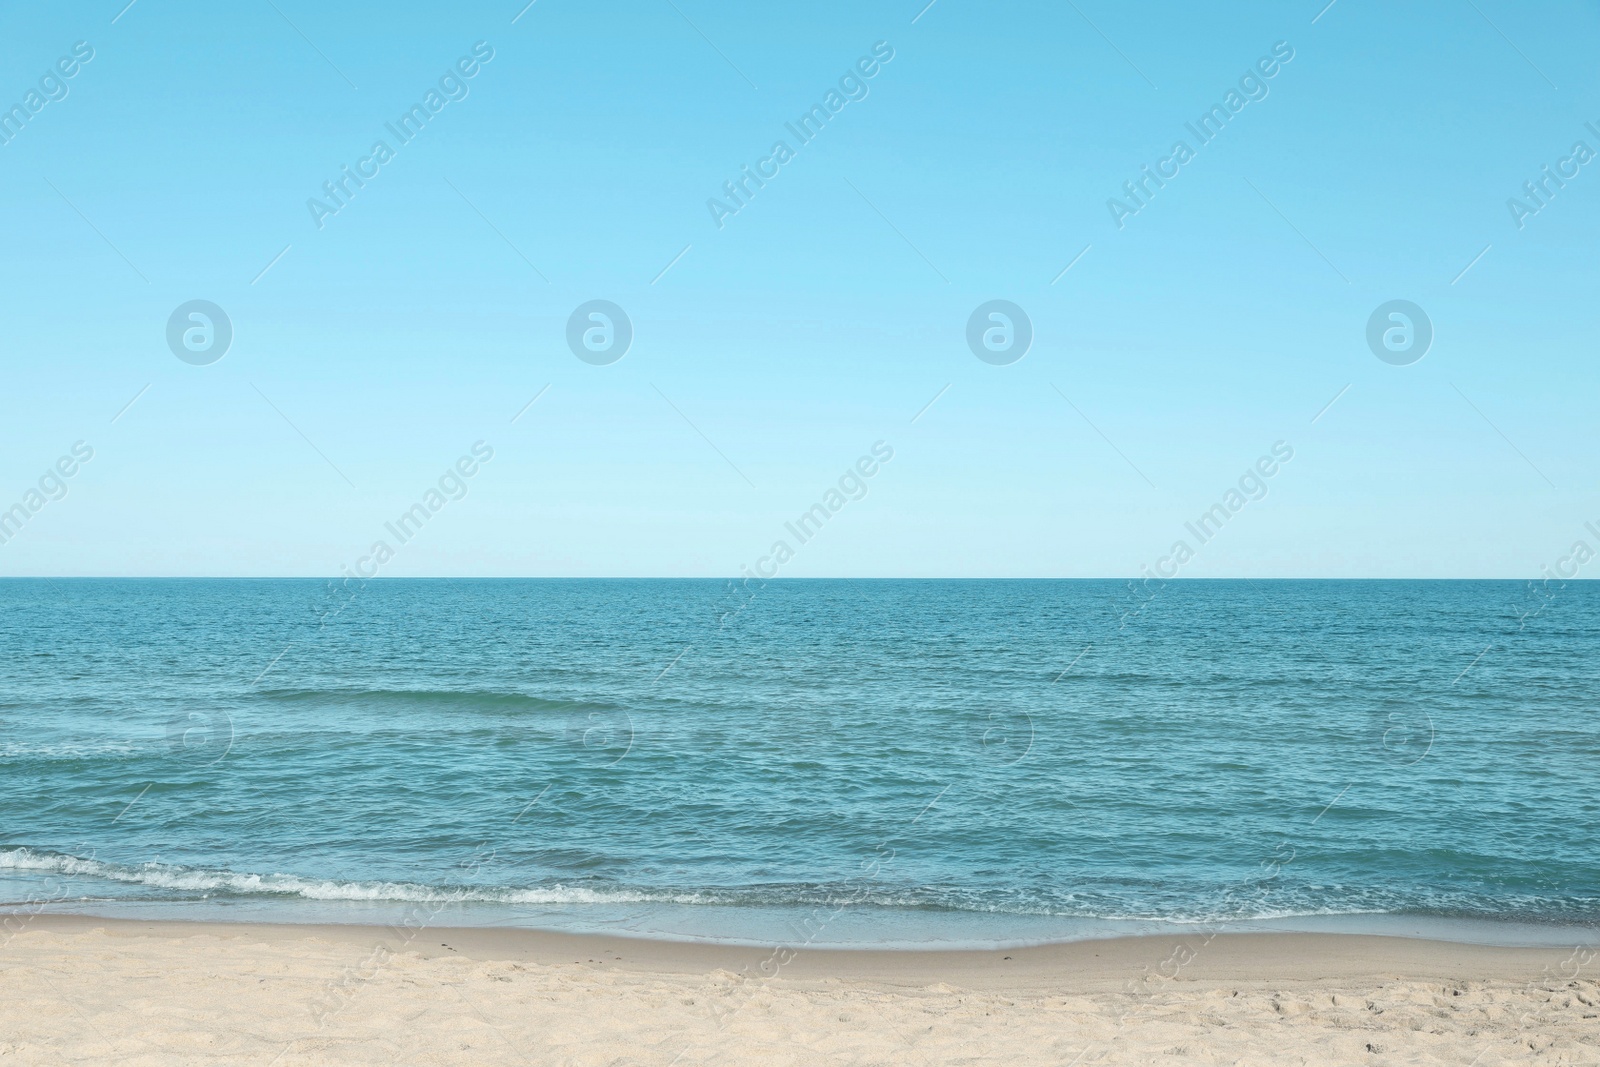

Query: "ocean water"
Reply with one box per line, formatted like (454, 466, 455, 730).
(2, 578, 1597, 948)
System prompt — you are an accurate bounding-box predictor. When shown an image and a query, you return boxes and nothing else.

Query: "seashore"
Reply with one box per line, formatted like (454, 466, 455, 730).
(1, 914, 1596, 1064)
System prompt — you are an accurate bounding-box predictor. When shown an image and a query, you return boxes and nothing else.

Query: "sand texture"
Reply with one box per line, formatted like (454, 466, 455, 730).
(1, 916, 1597, 1065)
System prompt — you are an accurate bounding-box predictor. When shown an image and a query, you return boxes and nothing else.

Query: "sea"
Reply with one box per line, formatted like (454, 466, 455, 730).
(2, 578, 1596, 948)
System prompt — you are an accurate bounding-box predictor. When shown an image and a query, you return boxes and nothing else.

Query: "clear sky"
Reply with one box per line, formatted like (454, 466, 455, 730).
(1, 0, 1596, 578)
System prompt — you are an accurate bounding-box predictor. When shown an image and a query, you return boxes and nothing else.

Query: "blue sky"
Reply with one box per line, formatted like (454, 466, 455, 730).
(1, 0, 1597, 577)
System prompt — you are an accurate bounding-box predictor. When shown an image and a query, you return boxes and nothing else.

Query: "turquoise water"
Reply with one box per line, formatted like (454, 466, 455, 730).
(2, 578, 1596, 947)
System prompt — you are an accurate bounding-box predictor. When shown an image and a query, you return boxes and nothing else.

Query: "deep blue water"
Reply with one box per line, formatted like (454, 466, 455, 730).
(2, 578, 1597, 946)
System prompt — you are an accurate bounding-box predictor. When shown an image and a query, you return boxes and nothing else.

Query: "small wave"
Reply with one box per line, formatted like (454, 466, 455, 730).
(3, 849, 1593, 926)
(252, 688, 616, 716)
(0, 741, 146, 761)
(0, 849, 744, 906)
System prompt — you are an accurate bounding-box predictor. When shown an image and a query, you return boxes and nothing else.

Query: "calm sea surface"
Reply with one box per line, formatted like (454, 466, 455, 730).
(2, 579, 1596, 947)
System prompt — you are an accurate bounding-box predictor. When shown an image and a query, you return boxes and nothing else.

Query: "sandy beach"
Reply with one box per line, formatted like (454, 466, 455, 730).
(0, 915, 1594, 1065)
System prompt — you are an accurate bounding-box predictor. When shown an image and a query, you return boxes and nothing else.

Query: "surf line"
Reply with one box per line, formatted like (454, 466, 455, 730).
(305, 783, 550, 1031)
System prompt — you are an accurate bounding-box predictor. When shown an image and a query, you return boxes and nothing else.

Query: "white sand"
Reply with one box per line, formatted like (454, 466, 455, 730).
(1, 916, 1596, 1065)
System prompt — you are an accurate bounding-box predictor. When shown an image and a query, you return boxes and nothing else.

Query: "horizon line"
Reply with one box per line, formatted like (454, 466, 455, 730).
(0, 575, 1578, 582)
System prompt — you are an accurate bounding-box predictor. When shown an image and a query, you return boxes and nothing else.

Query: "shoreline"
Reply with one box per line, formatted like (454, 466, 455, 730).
(10, 912, 1591, 989)
(6, 894, 1596, 950)
(7, 914, 1597, 1063)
